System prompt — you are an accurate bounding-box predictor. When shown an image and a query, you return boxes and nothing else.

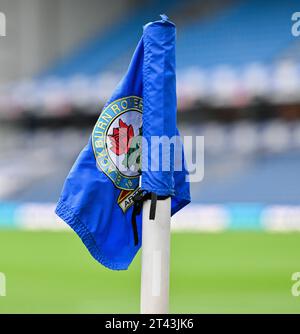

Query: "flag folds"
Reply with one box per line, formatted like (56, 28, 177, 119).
(56, 15, 190, 270)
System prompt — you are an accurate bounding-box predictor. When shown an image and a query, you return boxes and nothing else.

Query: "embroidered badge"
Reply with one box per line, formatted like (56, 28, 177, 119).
(92, 96, 143, 212)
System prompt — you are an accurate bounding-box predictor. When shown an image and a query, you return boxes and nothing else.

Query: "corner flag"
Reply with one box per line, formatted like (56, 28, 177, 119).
(56, 15, 190, 270)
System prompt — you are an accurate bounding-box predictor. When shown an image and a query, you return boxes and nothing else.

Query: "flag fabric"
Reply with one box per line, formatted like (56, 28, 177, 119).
(55, 15, 190, 270)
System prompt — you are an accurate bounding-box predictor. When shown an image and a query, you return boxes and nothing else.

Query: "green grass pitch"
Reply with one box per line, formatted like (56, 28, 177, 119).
(0, 231, 300, 313)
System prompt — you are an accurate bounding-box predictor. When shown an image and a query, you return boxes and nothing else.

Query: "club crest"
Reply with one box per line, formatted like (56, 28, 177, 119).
(92, 96, 143, 212)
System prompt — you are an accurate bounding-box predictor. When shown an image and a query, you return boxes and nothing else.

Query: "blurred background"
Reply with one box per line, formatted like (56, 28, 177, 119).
(1, 0, 300, 313)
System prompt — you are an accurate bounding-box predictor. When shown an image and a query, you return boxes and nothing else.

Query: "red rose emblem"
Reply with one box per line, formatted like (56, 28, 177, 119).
(109, 119, 134, 155)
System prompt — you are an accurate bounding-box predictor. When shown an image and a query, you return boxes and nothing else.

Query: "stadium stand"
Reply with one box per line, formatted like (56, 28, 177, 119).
(177, 0, 297, 68)
(44, 0, 299, 75)
(44, 0, 184, 77)
(0, 0, 300, 230)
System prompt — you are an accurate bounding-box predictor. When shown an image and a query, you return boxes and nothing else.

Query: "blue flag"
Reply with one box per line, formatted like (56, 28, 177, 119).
(56, 15, 190, 270)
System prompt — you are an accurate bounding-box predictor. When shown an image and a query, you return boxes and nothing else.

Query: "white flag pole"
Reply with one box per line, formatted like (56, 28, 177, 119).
(140, 197, 171, 314)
